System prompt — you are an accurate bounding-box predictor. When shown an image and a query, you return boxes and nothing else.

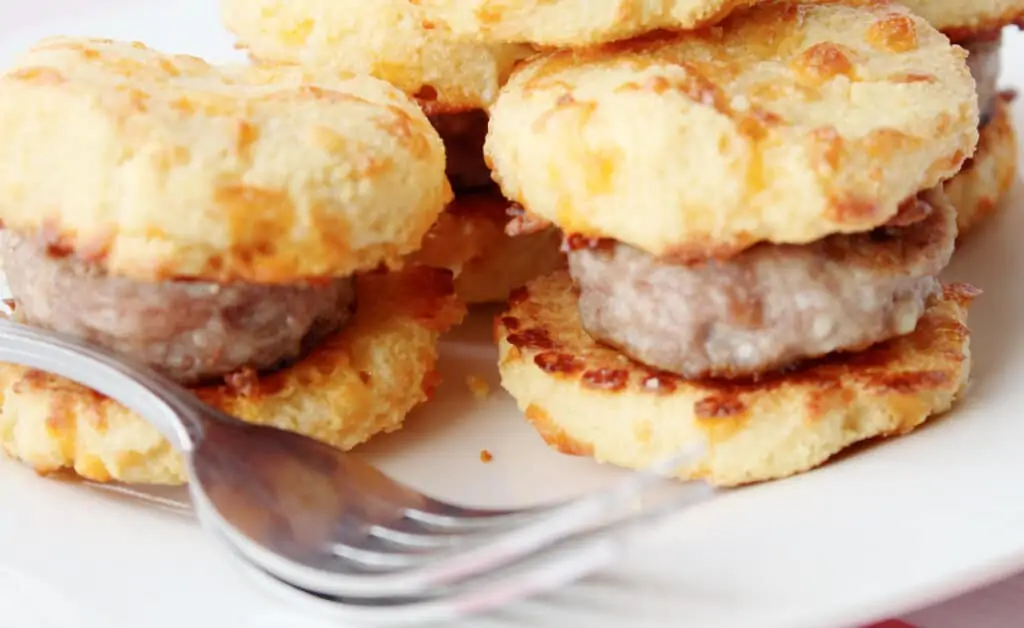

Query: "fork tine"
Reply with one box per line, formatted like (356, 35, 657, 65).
(208, 444, 709, 599)
(367, 524, 470, 549)
(331, 495, 578, 556)
(327, 510, 543, 568)
(327, 513, 529, 567)
(396, 471, 713, 592)
(400, 500, 557, 530)
(394, 440, 704, 533)
(231, 476, 713, 626)
(329, 542, 440, 570)
(327, 443, 709, 569)
(239, 536, 619, 627)
(330, 506, 546, 558)
(321, 514, 517, 574)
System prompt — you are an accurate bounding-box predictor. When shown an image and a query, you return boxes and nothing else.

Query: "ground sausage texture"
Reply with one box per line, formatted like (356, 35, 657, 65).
(1, 230, 355, 385)
(567, 192, 957, 379)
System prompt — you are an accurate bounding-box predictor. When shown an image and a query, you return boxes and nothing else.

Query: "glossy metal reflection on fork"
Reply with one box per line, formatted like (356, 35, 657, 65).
(0, 319, 716, 624)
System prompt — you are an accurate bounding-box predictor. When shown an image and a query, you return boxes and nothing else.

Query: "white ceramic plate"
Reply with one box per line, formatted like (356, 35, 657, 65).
(2, 2, 1023, 627)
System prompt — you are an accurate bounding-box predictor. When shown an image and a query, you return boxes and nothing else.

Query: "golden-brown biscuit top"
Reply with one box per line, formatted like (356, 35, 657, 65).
(0, 37, 450, 282)
(943, 95, 1019, 236)
(411, 0, 760, 47)
(221, 0, 533, 111)
(485, 1, 980, 260)
(897, 0, 1024, 41)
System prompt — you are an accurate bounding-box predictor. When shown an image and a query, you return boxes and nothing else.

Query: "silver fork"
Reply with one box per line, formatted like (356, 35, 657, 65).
(0, 319, 716, 625)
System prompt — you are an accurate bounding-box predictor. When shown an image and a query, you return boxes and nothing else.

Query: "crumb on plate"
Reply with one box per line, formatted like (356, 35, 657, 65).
(466, 375, 490, 399)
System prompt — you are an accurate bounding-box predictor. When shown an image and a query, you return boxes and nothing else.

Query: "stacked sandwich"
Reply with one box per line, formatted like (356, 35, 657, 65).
(0, 38, 465, 484)
(221, 0, 568, 304)
(899, 0, 1022, 234)
(447, 0, 986, 485)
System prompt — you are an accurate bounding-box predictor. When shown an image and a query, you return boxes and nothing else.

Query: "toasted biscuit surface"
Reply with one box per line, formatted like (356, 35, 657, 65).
(896, 0, 1024, 41)
(496, 272, 975, 486)
(412, 0, 759, 47)
(0, 37, 449, 282)
(222, 0, 533, 111)
(0, 266, 466, 485)
(486, 1, 979, 260)
(945, 96, 1019, 236)
(409, 192, 566, 303)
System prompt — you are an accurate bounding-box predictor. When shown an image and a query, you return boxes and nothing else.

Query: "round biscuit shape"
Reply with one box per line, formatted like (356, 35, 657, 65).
(0, 37, 450, 283)
(222, 0, 534, 111)
(411, 0, 759, 47)
(496, 271, 975, 487)
(408, 192, 566, 303)
(945, 95, 1019, 236)
(486, 1, 980, 260)
(0, 266, 466, 485)
(896, 0, 1024, 41)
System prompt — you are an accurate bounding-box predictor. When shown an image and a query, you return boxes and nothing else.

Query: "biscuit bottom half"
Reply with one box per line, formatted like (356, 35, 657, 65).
(495, 271, 977, 487)
(0, 266, 466, 485)
(410, 191, 567, 304)
(946, 94, 1019, 237)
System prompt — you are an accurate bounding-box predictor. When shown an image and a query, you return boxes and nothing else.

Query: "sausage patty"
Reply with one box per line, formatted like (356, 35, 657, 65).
(567, 191, 957, 379)
(1, 231, 355, 385)
(964, 36, 1001, 126)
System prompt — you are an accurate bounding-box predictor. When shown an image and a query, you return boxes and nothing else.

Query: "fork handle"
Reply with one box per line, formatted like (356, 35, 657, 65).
(0, 319, 200, 452)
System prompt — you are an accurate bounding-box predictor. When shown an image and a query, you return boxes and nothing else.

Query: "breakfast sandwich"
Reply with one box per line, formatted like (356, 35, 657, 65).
(898, 0, 1022, 235)
(488, 1, 981, 486)
(221, 0, 567, 304)
(0, 37, 465, 485)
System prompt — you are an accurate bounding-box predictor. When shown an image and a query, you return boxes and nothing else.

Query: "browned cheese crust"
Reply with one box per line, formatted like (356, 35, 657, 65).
(896, 0, 1024, 42)
(484, 1, 980, 262)
(0, 266, 466, 485)
(946, 94, 1019, 236)
(495, 271, 976, 486)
